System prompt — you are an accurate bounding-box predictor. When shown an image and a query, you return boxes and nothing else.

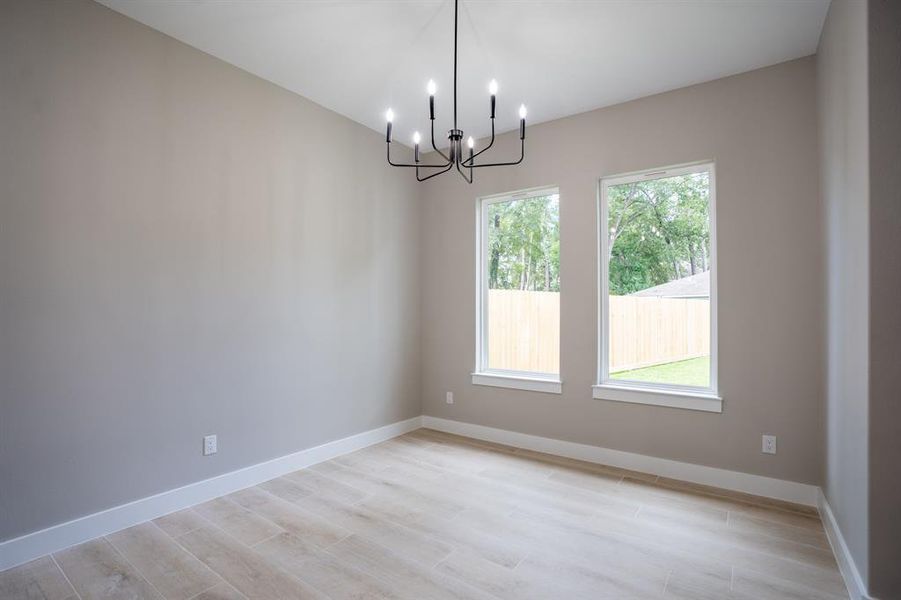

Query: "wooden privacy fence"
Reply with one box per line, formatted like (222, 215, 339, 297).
(487, 290, 709, 373)
(488, 289, 561, 374)
(608, 295, 710, 372)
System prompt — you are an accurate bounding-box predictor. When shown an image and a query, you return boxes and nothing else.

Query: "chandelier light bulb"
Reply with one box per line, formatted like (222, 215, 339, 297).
(413, 131, 421, 144)
(427, 79, 437, 96)
(488, 79, 498, 95)
(385, 108, 394, 123)
(467, 136, 474, 149)
(519, 104, 527, 119)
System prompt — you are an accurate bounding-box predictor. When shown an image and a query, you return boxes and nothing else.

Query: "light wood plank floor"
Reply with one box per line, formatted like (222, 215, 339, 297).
(0, 429, 849, 600)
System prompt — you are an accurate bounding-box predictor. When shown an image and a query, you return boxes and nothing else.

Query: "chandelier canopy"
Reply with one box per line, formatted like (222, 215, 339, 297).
(384, 0, 526, 183)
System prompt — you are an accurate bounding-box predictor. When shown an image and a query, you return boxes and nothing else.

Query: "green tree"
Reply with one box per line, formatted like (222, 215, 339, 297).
(487, 195, 559, 292)
(607, 173, 710, 295)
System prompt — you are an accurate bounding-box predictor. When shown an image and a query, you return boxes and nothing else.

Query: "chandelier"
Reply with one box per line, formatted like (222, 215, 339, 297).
(384, 0, 526, 183)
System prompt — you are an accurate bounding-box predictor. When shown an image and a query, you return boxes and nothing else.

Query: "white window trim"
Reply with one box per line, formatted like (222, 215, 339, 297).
(596, 161, 721, 413)
(592, 384, 721, 412)
(472, 371, 562, 394)
(473, 185, 562, 394)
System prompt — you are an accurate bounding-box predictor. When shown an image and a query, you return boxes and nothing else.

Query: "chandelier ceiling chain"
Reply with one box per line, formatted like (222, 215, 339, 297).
(384, 0, 526, 183)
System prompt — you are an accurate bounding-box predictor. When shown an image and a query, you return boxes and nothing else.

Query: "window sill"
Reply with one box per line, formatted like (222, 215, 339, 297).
(592, 384, 722, 413)
(472, 372, 562, 394)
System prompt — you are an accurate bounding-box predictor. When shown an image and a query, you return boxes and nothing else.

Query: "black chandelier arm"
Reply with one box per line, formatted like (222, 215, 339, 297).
(460, 119, 497, 167)
(454, 156, 473, 183)
(417, 161, 455, 182)
(429, 120, 451, 162)
(386, 142, 451, 169)
(467, 137, 525, 169)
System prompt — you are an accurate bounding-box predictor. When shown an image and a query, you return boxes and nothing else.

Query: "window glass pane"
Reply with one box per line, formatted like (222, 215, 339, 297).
(485, 193, 560, 374)
(607, 171, 711, 388)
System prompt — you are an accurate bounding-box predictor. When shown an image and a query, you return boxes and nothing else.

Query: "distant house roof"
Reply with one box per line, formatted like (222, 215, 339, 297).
(630, 270, 710, 298)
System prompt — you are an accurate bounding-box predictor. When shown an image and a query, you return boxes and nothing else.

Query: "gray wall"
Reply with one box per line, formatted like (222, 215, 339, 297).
(816, 0, 870, 589)
(867, 1, 901, 596)
(0, 0, 421, 542)
(420, 57, 825, 485)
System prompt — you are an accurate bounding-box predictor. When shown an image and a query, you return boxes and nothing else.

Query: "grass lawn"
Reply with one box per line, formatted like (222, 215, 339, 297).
(611, 356, 710, 387)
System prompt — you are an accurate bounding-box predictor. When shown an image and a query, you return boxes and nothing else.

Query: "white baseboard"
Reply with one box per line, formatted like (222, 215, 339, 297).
(0, 416, 423, 572)
(0, 414, 836, 579)
(422, 416, 819, 507)
(818, 490, 872, 600)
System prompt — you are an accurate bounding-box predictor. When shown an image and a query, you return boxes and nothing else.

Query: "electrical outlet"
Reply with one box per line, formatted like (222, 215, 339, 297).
(203, 434, 218, 456)
(762, 434, 776, 455)
(446, 391, 454, 404)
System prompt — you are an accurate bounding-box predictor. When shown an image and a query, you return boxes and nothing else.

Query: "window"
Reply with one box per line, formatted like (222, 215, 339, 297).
(595, 163, 720, 412)
(474, 187, 561, 393)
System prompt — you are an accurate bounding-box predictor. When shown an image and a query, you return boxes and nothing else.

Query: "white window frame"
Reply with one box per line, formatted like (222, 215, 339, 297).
(472, 186, 562, 394)
(594, 162, 721, 413)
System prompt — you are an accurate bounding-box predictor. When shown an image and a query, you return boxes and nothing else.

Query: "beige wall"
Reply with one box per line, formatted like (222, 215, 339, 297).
(867, 1, 901, 596)
(817, 3, 901, 595)
(420, 57, 824, 485)
(0, 0, 421, 542)
(817, 0, 870, 588)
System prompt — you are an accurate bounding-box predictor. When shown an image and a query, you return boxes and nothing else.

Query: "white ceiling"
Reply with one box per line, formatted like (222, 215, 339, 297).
(98, 0, 830, 145)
